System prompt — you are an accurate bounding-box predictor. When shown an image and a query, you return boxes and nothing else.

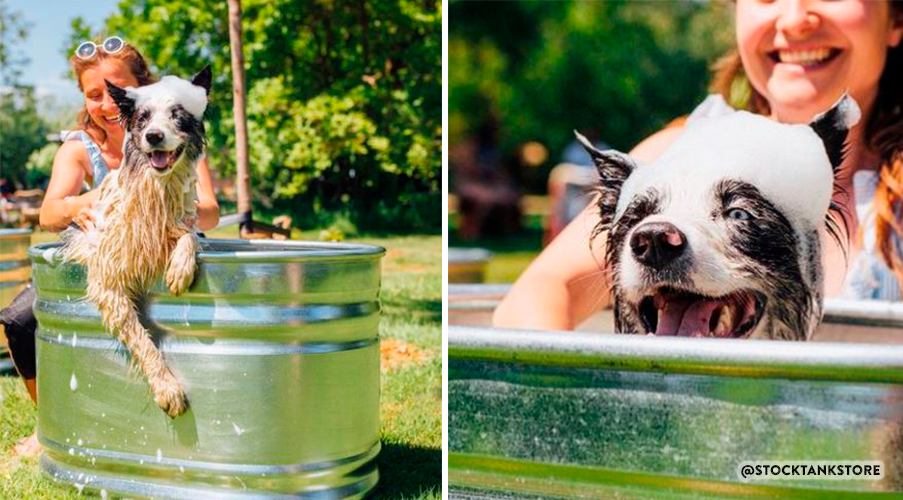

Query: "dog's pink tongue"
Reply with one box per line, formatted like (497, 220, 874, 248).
(676, 300, 722, 337)
(654, 295, 722, 337)
(654, 297, 692, 336)
(150, 151, 169, 169)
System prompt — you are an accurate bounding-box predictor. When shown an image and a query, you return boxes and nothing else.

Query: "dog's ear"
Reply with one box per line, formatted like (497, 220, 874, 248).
(191, 65, 212, 96)
(105, 80, 135, 121)
(808, 94, 860, 171)
(809, 95, 859, 260)
(575, 130, 636, 227)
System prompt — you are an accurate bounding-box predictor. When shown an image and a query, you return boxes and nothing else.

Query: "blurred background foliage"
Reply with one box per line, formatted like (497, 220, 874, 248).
(449, 0, 734, 193)
(1, 2, 50, 191)
(3, 0, 441, 232)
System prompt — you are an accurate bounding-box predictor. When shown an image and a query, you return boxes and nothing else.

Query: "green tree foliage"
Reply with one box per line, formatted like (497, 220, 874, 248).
(66, 0, 440, 232)
(25, 142, 58, 187)
(0, 1, 48, 187)
(0, 90, 49, 186)
(449, 0, 734, 192)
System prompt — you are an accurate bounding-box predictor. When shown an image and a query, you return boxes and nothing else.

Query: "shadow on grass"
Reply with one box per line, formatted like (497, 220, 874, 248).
(375, 442, 441, 499)
(381, 299, 441, 325)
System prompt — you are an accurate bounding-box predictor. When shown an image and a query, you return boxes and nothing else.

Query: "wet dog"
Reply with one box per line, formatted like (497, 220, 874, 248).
(578, 95, 859, 340)
(61, 66, 211, 416)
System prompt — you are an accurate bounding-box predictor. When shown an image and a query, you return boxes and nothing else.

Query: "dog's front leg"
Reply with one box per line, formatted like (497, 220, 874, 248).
(165, 231, 198, 296)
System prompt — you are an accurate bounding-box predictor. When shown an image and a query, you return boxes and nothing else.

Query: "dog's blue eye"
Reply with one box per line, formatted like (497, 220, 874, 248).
(726, 208, 752, 221)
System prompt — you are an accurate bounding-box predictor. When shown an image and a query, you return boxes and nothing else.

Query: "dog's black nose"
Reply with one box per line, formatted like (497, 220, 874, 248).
(630, 222, 687, 268)
(146, 130, 164, 145)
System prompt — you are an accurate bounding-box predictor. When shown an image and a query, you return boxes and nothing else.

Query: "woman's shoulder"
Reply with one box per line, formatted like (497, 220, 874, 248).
(629, 124, 686, 164)
(53, 136, 93, 176)
(54, 138, 90, 163)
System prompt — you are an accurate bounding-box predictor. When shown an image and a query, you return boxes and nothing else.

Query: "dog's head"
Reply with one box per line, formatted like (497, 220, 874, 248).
(579, 95, 859, 340)
(106, 66, 211, 176)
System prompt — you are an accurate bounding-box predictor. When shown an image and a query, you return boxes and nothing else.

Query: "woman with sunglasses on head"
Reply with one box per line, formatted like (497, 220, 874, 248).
(493, 0, 903, 330)
(40, 36, 220, 232)
(0, 36, 219, 457)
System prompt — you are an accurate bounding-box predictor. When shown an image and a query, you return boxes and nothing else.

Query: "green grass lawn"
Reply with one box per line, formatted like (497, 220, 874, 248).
(0, 231, 441, 500)
(448, 214, 544, 284)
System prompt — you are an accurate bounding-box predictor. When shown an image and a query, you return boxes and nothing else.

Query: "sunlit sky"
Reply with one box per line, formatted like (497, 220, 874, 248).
(7, 0, 120, 105)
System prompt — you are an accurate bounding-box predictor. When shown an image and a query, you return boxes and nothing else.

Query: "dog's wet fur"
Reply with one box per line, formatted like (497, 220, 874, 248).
(579, 95, 860, 340)
(60, 66, 211, 417)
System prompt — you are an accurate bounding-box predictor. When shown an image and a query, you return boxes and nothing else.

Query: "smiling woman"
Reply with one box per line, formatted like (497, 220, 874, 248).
(734, 0, 901, 124)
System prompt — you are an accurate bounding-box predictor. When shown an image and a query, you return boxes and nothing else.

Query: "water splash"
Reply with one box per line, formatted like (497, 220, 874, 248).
(232, 422, 245, 436)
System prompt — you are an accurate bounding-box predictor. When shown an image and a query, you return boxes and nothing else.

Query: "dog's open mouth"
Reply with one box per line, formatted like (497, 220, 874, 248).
(637, 287, 765, 338)
(147, 145, 184, 171)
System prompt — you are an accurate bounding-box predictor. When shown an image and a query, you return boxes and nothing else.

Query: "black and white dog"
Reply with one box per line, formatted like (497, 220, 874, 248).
(61, 67, 211, 417)
(578, 96, 859, 340)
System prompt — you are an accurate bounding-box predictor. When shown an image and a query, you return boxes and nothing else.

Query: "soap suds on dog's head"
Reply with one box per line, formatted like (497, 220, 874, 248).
(127, 76, 207, 119)
(621, 110, 841, 230)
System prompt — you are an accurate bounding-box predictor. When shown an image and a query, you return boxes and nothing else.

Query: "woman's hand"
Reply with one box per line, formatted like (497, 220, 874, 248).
(71, 202, 98, 232)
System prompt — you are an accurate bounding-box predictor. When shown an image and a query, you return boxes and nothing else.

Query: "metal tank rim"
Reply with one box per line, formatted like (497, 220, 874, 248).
(0, 228, 33, 237)
(28, 238, 386, 264)
(449, 325, 903, 383)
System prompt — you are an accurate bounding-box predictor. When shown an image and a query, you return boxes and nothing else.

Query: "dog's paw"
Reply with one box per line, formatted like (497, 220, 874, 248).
(166, 234, 198, 296)
(152, 370, 189, 418)
(165, 258, 195, 296)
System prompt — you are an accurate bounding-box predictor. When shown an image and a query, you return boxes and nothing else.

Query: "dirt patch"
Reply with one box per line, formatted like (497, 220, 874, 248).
(381, 339, 432, 373)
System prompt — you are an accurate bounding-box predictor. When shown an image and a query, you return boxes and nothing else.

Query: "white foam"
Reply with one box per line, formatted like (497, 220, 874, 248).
(42, 248, 56, 264)
(127, 75, 207, 119)
(619, 110, 839, 229)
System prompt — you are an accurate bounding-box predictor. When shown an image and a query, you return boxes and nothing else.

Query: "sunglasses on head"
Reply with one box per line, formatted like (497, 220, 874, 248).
(74, 36, 126, 60)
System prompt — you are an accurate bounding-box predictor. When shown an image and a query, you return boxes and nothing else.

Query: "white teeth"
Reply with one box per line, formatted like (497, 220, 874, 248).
(778, 48, 832, 66)
(713, 305, 734, 337)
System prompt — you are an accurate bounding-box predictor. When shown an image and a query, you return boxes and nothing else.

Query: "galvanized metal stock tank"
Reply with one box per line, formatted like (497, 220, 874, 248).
(448, 285, 903, 499)
(1, 228, 32, 374)
(29, 238, 385, 499)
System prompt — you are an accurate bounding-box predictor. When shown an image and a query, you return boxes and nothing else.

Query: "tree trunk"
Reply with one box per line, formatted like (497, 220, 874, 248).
(228, 0, 251, 223)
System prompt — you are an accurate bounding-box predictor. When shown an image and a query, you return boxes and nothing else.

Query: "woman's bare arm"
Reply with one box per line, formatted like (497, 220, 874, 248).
(492, 125, 686, 330)
(39, 142, 97, 232)
(194, 157, 220, 231)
